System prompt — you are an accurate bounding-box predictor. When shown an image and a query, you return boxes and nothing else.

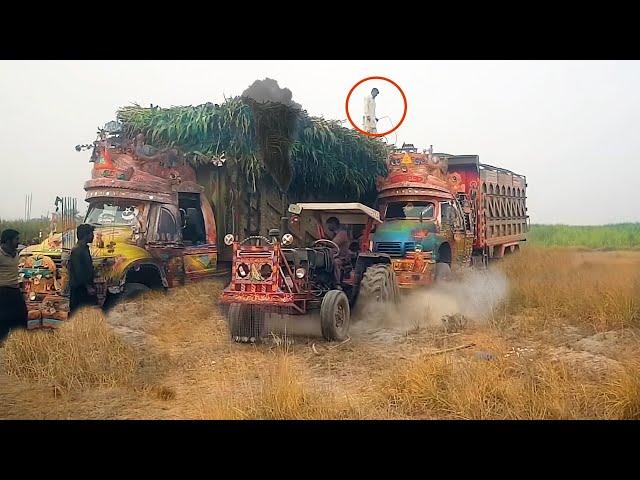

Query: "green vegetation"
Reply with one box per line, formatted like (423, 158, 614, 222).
(529, 223, 640, 249)
(0, 218, 51, 245)
(117, 98, 389, 203)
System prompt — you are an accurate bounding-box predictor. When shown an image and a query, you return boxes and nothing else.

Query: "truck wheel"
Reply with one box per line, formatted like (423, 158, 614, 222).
(359, 263, 399, 304)
(228, 304, 264, 343)
(471, 255, 488, 270)
(435, 263, 452, 281)
(103, 283, 150, 311)
(320, 290, 350, 342)
(122, 282, 150, 299)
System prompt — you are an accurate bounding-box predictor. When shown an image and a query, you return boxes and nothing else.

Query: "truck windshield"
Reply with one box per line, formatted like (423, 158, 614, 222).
(85, 202, 142, 226)
(385, 201, 435, 220)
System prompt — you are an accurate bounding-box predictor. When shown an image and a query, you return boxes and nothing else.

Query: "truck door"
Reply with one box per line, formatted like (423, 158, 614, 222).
(179, 192, 218, 282)
(456, 195, 475, 261)
(146, 204, 186, 288)
(441, 200, 470, 269)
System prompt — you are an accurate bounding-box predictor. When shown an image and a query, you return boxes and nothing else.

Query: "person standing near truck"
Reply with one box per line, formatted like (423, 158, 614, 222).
(0, 229, 28, 343)
(68, 224, 98, 315)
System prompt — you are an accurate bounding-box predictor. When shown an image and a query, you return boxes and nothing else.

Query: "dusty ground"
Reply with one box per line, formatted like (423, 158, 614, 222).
(1, 248, 639, 419)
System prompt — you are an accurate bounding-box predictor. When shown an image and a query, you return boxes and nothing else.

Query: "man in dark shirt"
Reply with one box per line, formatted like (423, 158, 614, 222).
(0, 229, 28, 342)
(68, 224, 98, 315)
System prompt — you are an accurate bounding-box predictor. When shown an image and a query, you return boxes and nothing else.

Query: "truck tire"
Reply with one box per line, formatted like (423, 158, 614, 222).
(320, 290, 350, 342)
(435, 262, 452, 281)
(471, 255, 488, 270)
(359, 263, 400, 304)
(122, 282, 150, 299)
(228, 304, 264, 343)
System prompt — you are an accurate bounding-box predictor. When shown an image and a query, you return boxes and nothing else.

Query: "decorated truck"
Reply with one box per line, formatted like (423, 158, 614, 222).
(372, 144, 528, 289)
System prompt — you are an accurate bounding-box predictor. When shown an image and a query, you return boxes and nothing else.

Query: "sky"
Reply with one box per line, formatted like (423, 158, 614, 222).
(1, 60, 639, 225)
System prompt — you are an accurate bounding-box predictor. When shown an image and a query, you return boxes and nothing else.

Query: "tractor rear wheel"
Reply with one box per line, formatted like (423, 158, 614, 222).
(320, 290, 350, 341)
(359, 263, 400, 305)
(228, 304, 264, 343)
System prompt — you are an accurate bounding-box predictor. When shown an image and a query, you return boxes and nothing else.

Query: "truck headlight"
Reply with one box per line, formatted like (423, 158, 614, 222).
(295, 268, 306, 279)
(29, 292, 37, 301)
(415, 244, 423, 252)
(224, 234, 234, 246)
(282, 233, 293, 246)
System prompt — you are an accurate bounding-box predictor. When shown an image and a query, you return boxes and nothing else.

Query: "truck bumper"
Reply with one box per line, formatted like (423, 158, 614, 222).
(392, 258, 436, 289)
(396, 271, 435, 288)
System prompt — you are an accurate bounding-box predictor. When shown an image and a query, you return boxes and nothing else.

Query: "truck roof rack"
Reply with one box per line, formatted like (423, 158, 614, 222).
(480, 163, 526, 179)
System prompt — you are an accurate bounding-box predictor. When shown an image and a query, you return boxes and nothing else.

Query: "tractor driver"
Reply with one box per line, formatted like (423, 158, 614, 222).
(325, 217, 352, 285)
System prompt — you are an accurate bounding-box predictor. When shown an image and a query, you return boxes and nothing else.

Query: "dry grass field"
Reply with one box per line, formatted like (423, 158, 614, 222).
(1, 246, 638, 419)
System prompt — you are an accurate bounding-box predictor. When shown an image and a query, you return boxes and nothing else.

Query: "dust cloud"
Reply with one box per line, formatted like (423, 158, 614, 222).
(354, 267, 510, 333)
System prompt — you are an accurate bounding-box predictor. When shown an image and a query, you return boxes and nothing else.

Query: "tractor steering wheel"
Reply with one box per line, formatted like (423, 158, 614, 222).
(313, 239, 340, 258)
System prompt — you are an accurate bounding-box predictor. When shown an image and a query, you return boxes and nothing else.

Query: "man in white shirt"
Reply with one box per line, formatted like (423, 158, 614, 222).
(363, 88, 379, 133)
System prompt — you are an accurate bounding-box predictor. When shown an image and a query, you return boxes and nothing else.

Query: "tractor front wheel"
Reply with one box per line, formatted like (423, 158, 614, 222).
(320, 290, 350, 342)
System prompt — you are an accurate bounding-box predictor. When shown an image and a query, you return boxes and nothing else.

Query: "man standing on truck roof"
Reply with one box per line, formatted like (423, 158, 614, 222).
(68, 224, 98, 316)
(0, 229, 28, 343)
(363, 88, 379, 134)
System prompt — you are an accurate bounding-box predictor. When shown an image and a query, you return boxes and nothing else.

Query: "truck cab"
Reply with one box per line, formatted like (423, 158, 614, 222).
(372, 145, 474, 288)
(84, 181, 219, 307)
(19, 128, 222, 328)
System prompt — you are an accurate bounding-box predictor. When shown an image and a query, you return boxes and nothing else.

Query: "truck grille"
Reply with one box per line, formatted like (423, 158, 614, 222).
(375, 242, 403, 257)
(404, 242, 415, 252)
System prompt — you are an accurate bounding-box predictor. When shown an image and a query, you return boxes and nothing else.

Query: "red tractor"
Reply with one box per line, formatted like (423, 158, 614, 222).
(220, 203, 399, 342)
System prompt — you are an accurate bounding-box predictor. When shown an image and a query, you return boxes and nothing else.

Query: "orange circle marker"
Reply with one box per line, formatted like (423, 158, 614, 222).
(345, 76, 407, 138)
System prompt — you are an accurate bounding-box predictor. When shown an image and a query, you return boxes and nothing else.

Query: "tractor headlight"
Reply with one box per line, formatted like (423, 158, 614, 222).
(295, 268, 306, 279)
(282, 233, 293, 246)
(29, 292, 37, 301)
(260, 263, 273, 279)
(237, 263, 249, 278)
(224, 234, 234, 246)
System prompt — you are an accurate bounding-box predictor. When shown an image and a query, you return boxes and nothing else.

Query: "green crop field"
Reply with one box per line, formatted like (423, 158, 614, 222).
(528, 223, 640, 249)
